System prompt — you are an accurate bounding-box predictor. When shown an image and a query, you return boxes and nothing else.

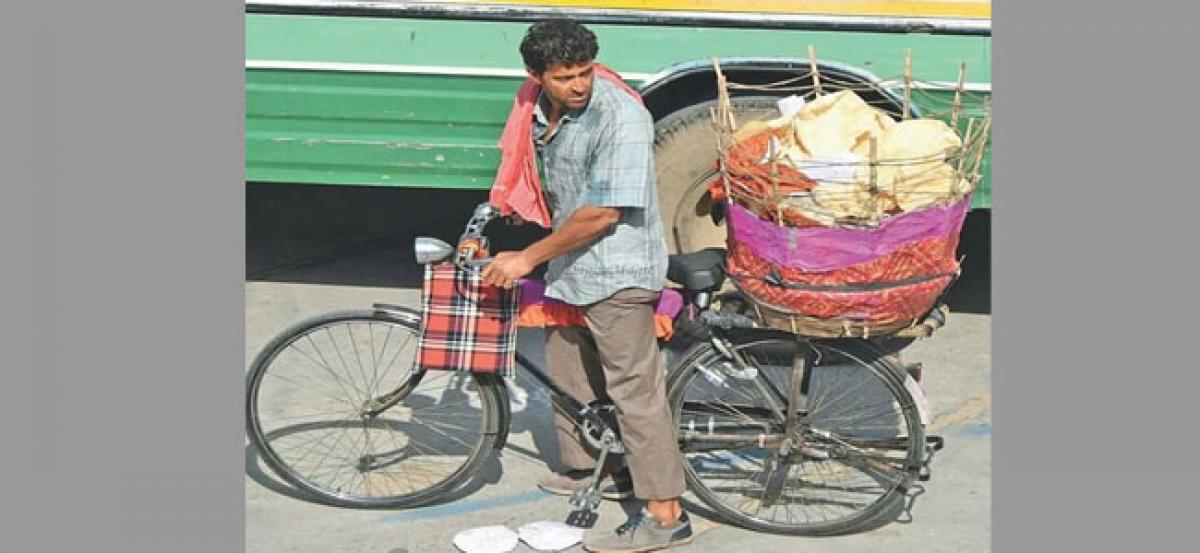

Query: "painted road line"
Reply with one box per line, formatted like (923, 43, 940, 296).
(930, 391, 990, 432)
(377, 489, 554, 524)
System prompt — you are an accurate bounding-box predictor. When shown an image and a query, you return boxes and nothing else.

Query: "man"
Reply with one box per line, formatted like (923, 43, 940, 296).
(482, 19, 693, 553)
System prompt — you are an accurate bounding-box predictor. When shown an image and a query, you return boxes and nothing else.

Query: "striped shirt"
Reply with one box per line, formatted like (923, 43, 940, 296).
(533, 77, 668, 306)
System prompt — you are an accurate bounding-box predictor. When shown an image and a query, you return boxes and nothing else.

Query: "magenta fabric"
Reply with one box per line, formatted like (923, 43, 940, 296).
(519, 278, 545, 302)
(727, 197, 970, 272)
(518, 279, 683, 319)
(654, 286, 684, 318)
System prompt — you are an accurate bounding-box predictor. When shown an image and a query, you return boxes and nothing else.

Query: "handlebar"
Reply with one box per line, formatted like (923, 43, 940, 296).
(413, 203, 508, 269)
(451, 203, 505, 267)
(461, 257, 494, 269)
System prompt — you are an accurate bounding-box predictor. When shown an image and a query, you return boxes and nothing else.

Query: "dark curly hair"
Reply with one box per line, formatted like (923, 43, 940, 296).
(519, 19, 599, 74)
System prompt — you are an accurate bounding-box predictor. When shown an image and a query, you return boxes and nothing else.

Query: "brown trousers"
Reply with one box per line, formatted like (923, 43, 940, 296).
(544, 287, 687, 500)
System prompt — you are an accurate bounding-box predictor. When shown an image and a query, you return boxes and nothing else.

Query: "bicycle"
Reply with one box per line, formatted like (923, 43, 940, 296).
(245, 203, 945, 536)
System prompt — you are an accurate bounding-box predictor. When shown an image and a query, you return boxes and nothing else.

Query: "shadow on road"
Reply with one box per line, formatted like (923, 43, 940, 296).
(244, 440, 505, 509)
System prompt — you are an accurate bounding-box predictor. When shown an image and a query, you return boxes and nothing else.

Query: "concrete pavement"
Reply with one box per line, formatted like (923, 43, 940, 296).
(245, 279, 990, 553)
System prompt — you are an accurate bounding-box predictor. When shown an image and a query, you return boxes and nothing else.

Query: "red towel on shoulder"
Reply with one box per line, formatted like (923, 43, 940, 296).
(489, 64, 643, 228)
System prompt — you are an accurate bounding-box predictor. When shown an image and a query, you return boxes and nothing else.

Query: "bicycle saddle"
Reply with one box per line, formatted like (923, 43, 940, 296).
(667, 247, 726, 291)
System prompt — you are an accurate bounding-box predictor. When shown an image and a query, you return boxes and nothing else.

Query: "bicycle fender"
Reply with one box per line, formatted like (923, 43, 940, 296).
(372, 303, 422, 326)
(490, 376, 512, 449)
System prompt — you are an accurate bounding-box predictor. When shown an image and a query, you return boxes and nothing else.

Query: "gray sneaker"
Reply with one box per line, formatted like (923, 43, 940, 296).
(537, 469, 634, 501)
(582, 509, 694, 552)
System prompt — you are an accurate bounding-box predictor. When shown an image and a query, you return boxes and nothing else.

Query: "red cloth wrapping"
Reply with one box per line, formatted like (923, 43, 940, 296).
(725, 209, 962, 326)
(489, 64, 642, 228)
(735, 272, 954, 325)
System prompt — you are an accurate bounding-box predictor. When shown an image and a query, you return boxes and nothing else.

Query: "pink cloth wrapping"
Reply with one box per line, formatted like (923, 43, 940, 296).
(489, 64, 643, 228)
(727, 196, 971, 272)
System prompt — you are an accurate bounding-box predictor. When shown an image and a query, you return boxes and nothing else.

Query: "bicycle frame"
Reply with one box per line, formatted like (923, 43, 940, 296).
(374, 291, 895, 467)
(513, 350, 619, 444)
(370, 300, 626, 451)
(528, 322, 812, 457)
(372, 290, 805, 458)
(411, 201, 940, 475)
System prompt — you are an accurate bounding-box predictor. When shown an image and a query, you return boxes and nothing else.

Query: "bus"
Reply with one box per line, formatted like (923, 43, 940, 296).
(245, 0, 991, 252)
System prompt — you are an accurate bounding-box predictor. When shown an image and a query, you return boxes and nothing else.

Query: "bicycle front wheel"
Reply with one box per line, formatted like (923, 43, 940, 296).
(246, 309, 504, 508)
(668, 331, 924, 535)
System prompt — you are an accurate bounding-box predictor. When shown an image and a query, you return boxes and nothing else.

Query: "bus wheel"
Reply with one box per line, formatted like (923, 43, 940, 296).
(654, 96, 780, 254)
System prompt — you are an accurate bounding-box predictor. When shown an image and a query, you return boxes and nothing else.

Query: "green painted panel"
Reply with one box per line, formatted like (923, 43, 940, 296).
(246, 14, 990, 83)
(247, 70, 519, 188)
(245, 13, 991, 206)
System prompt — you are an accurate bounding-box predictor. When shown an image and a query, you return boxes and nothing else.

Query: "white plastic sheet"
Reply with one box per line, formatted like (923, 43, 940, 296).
(517, 521, 584, 552)
(452, 525, 520, 553)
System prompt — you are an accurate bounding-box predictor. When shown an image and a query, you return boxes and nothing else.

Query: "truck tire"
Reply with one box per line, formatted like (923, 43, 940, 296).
(654, 96, 781, 254)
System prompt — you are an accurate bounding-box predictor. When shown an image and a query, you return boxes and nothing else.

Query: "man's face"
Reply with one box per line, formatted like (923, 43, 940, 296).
(529, 61, 595, 112)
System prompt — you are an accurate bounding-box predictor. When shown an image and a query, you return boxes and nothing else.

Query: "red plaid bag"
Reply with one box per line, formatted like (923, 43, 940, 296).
(417, 262, 521, 377)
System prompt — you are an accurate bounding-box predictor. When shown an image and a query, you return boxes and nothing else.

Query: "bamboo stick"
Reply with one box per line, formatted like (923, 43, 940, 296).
(970, 105, 992, 185)
(712, 57, 737, 131)
(808, 45, 822, 97)
(771, 160, 784, 226)
(868, 136, 879, 219)
(951, 62, 966, 129)
(714, 58, 736, 206)
(902, 49, 913, 120)
(955, 118, 976, 196)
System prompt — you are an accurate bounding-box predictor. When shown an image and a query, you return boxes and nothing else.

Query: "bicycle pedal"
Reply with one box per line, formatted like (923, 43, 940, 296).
(565, 508, 599, 528)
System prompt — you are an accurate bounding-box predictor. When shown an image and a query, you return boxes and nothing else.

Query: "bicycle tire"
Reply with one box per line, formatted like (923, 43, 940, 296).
(246, 309, 505, 508)
(667, 329, 924, 535)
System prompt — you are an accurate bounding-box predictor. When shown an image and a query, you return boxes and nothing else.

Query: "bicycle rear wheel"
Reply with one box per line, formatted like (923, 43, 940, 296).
(246, 309, 505, 508)
(667, 331, 924, 535)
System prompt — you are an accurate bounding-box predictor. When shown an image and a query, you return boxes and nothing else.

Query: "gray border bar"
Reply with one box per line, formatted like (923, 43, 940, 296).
(995, 1, 1199, 551)
(12, 0, 246, 551)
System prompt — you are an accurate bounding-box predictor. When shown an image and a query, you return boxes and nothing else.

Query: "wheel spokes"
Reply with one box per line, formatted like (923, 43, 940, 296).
(251, 316, 493, 503)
